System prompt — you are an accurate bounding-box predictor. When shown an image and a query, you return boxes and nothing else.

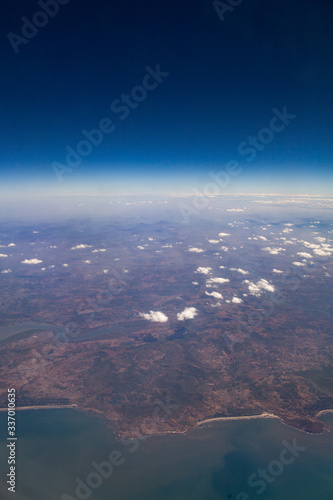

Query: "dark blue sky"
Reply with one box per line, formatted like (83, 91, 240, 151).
(1, 0, 332, 196)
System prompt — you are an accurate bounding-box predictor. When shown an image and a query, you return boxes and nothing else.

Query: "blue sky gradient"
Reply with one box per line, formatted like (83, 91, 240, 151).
(1, 0, 332, 197)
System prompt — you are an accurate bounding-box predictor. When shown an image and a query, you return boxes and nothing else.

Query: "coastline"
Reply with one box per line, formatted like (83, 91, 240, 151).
(196, 412, 278, 426)
(0, 405, 332, 437)
(0, 404, 78, 412)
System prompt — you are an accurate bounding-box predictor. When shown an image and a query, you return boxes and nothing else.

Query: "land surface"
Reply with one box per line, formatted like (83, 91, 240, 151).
(0, 196, 332, 437)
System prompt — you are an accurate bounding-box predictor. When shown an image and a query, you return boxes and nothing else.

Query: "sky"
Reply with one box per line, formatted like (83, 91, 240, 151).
(1, 0, 333, 197)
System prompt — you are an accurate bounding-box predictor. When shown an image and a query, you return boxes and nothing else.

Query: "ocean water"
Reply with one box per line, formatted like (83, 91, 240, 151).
(0, 409, 332, 500)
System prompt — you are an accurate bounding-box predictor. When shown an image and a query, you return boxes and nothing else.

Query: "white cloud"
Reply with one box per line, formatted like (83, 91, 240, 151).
(21, 259, 42, 264)
(177, 307, 198, 321)
(258, 236, 268, 241)
(208, 240, 220, 244)
(292, 262, 305, 266)
(1, 269, 12, 273)
(207, 277, 230, 284)
(137, 246, 145, 250)
(8, 243, 15, 247)
(205, 291, 223, 299)
(297, 252, 312, 258)
(63, 263, 69, 267)
(282, 228, 293, 233)
(313, 249, 332, 257)
(103, 269, 109, 273)
(262, 247, 286, 255)
(226, 208, 244, 212)
(196, 267, 212, 274)
(71, 244, 92, 250)
(230, 268, 249, 275)
(243, 279, 275, 296)
(192, 281, 199, 285)
(0, 254, 8, 258)
(272, 268, 283, 273)
(303, 242, 320, 249)
(218, 233, 230, 237)
(314, 236, 326, 242)
(188, 247, 204, 253)
(232, 297, 243, 304)
(84, 260, 91, 264)
(139, 311, 168, 322)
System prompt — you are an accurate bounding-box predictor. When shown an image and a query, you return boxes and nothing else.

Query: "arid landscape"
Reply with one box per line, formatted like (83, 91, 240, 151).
(1, 198, 332, 438)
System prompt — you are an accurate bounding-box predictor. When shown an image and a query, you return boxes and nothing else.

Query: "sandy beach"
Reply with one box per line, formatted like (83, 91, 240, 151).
(0, 404, 78, 412)
(196, 412, 279, 426)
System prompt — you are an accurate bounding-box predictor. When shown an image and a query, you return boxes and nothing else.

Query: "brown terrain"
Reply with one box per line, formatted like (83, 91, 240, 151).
(0, 216, 332, 438)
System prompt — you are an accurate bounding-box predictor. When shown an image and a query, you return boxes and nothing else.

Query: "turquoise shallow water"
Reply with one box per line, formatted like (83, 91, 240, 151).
(0, 409, 332, 500)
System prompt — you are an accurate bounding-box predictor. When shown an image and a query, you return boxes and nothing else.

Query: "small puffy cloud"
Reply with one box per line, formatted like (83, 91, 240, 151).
(272, 268, 283, 273)
(177, 307, 198, 321)
(84, 260, 91, 264)
(244, 279, 275, 296)
(139, 311, 168, 322)
(196, 267, 212, 274)
(8, 243, 15, 247)
(192, 281, 199, 285)
(206, 291, 223, 299)
(258, 236, 268, 241)
(206, 277, 230, 284)
(63, 263, 69, 267)
(282, 228, 293, 233)
(303, 242, 320, 249)
(218, 233, 230, 237)
(208, 240, 220, 244)
(137, 246, 145, 250)
(314, 236, 326, 242)
(292, 262, 305, 266)
(21, 258, 42, 264)
(232, 297, 243, 303)
(313, 248, 332, 256)
(262, 247, 286, 255)
(103, 269, 109, 273)
(297, 252, 312, 258)
(284, 223, 293, 226)
(188, 247, 204, 253)
(230, 268, 249, 275)
(1, 269, 12, 273)
(0, 254, 8, 258)
(226, 208, 244, 212)
(71, 244, 92, 250)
